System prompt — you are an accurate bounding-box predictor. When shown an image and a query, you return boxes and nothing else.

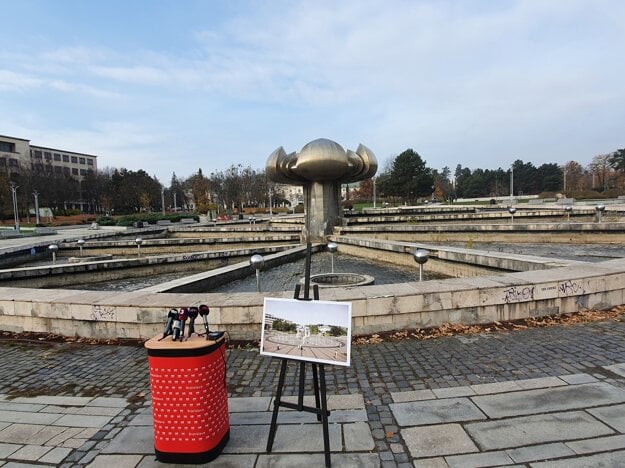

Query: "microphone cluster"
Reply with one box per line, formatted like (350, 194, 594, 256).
(159, 304, 220, 341)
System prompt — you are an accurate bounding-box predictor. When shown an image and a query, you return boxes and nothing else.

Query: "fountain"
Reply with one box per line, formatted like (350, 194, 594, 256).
(266, 138, 377, 240)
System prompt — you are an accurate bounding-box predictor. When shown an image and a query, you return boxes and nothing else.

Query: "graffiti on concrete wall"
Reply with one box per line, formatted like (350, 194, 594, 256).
(91, 305, 117, 321)
(558, 280, 585, 296)
(502, 286, 535, 303)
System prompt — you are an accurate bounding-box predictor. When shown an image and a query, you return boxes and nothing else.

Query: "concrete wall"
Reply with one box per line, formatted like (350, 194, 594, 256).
(0, 245, 295, 288)
(0, 257, 623, 342)
(336, 222, 625, 244)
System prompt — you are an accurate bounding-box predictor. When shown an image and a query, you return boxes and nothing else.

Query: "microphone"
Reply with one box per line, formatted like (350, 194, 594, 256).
(172, 311, 182, 341)
(187, 307, 199, 337)
(159, 308, 178, 340)
(198, 304, 210, 338)
(178, 308, 188, 340)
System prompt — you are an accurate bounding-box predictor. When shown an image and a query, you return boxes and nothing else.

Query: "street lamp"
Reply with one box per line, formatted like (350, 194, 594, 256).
(509, 164, 514, 203)
(161, 187, 165, 215)
(413, 249, 429, 282)
(373, 177, 377, 209)
(33, 190, 40, 225)
(327, 242, 338, 273)
(77, 238, 85, 257)
(135, 237, 143, 257)
(596, 204, 606, 223)
(508, 206, 517, 224)
(250, 254, 265, 292)
(173, 192, 177, 213)
(49, 244, 59, 264)
(9, 182, 19, 231)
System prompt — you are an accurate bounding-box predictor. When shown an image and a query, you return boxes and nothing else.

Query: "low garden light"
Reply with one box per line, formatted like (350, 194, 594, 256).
(77, 238, 85, 257)
(135, 237, 143, 257)
(327, 242, 338, 273)
(250, 254, 265, 292)
(596, 204, 606, 223)
(413, 249, 429, 282)
(49, 244, 59, 264)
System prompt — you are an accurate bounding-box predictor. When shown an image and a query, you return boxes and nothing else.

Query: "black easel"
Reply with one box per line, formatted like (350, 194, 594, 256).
(266, 283, 332, 467)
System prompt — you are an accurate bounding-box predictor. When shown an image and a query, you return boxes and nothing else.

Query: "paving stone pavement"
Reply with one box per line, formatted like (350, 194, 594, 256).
(2, 319, 625, 466)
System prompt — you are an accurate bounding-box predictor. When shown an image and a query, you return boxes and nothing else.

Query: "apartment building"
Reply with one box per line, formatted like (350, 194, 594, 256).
(0, 134, 97, 181)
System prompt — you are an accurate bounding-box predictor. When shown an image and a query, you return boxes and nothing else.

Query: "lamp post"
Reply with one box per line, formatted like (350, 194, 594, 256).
(250, 254, 265, 292)
(9, 182, 19, 231)
(373, 177, 377, 208)
(596, 204, 605, 223)
(77, 238, 85, 257)
(135, 237, 143, 257)
(33, 190, 40, 225)
(565, 205, 573, 223)
(268, 185, 273, 220)
(508, 206, 517, 224)
(173, 192, 177, 213)
(327, 242, 338, 273)
(413, 249, 429, 282)
(161, 187, 165, 215)
(49, 244, 59, 264)
(510, 164, 514, 203)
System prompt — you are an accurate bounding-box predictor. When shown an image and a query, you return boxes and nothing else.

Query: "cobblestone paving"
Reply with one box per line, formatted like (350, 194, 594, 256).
(2, 319, 625, 466)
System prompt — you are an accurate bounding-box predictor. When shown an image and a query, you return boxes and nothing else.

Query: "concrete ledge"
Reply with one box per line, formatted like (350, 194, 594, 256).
(0, 257, 623, 341)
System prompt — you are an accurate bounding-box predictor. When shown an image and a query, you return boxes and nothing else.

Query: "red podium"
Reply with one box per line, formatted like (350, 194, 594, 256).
(145, 334, 229, 464)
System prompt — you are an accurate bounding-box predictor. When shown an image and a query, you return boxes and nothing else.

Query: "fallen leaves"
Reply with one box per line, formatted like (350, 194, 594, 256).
(352, 306, 625, 344)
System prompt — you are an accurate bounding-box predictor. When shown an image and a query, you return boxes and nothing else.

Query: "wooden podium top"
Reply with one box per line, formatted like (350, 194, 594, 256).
(145, 333, 224, 351)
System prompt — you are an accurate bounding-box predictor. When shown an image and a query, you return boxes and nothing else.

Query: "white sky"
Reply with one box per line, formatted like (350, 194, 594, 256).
(1, 0, 623, 183)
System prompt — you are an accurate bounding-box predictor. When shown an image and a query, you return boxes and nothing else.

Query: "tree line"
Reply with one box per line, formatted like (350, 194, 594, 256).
(2, 147, 624, 220)
(370, 148, 625, 202)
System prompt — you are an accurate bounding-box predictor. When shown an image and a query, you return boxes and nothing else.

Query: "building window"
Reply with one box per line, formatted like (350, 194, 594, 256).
(54, 166, 62, 174)
(44, 152, 52, 160)
(54, 153, 61, 161)
(79, 157, 85, 164)
(62, 154, 69, 162)
(0, 141, 15, 152)
(9, 159, 18, 167)
(34, 150, 42, 159)
(87, 169, 94, 175)
(80, 169, 87, 175)
(71, 156, 78, 163)
(72, 168, 78, 175)
(63, 167, 70, 175)
(87, 158, 94, 166)
(0, 157, 6, 166)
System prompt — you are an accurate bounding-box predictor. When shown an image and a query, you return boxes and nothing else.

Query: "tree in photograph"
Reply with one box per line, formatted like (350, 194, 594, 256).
(328, 326, 347, 337)
(272, 319, 296, 333)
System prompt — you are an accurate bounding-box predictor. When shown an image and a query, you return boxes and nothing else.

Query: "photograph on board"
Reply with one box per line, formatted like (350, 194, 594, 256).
(261, 297, 352, 367)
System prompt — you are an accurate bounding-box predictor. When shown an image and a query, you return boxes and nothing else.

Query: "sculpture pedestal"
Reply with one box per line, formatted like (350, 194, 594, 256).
(306, 181, 341, 241)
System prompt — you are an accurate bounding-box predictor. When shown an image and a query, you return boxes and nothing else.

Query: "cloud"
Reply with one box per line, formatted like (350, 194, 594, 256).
(0, 69, 42, 91)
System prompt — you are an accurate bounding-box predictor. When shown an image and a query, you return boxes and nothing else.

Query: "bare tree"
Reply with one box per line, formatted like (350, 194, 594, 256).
(588, 154, 611, 191)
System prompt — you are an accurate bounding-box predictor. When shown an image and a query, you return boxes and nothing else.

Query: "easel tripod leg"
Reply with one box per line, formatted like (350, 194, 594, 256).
(320, 364, 331, 467)
(312, 363, 321, 422)
(267, 359, 288, 452)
